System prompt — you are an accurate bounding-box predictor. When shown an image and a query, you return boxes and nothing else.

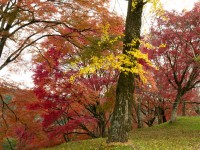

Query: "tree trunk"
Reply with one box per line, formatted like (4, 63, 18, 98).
(156, 106, 162, 124)
(107, 0, 144, 143)
(170, 93, 182, 123)
(182, 101, 186, 116)
(162, 108, 167, 123)
(107, 72, 134, 142)
(157, 106, 166, 124)
(137, 98, 143, 128)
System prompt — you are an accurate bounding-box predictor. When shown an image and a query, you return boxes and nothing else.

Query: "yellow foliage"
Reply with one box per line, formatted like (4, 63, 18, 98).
(131, 0, 163, 16)
(69, 27, 158, 83)
(73, 47, 152, 83)
(148, 0, 163, 14)
(159, 43, 166, 48)
(131, 1, 138, 11)
(100, 23, 110, 42)
(98, 23, 124, 47)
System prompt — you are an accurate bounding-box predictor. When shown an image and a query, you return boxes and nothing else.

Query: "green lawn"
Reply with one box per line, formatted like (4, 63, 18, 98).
(44, 116, 200, 150)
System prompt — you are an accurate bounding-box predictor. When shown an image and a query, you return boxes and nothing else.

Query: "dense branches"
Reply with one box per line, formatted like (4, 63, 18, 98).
(147, 3, 200, 123)
(0, 0, 111, 70)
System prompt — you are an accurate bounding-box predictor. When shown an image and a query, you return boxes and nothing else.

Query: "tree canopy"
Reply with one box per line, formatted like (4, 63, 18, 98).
(0, 0, 199, 149)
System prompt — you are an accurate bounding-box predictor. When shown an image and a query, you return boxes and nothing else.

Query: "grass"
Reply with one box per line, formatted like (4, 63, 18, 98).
(44, 116, 200, 150)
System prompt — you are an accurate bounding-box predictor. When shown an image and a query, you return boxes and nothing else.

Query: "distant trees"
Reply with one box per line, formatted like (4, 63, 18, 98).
(0, 82, 46, 150)
(146, 2, 200, 123)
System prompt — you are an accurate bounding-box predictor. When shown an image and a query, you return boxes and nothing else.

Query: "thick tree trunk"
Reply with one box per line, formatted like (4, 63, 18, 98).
(107, 72, 134, 142)
(107, 0, 144, 143)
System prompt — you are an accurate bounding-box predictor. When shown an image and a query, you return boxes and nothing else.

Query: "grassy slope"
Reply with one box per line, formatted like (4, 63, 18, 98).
(44, 116, 200, 150)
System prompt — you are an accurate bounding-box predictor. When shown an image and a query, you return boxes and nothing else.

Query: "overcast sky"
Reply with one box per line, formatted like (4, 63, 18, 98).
(110, 0, 199, 17)
(0, 0, 199, 88)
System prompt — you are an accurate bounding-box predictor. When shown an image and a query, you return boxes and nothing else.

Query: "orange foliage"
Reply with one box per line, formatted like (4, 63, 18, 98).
(0, 82, 52, 149)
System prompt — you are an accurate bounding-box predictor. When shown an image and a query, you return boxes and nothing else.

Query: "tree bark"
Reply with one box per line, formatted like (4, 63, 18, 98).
(107, 72, 134, 142)
(182, 101, 186, 116)
(107, 0, 144, 143)
(157, 106, 166, 124)
(136, 97, 143, 128)
(170, 93, 182, 123)
(156, 106, 162, 124)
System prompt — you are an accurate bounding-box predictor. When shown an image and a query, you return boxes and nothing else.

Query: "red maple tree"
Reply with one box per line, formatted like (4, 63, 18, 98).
(144, 3, 200, 123)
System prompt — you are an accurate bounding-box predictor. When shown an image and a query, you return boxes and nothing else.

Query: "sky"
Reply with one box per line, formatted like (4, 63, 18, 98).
(0, 0, 199, 88)
(110, 0, 199, 17)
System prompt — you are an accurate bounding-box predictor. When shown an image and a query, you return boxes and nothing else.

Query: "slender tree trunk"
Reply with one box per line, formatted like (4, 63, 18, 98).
(137, 98, 143, 128)
(170, 93, 182, 123)
(107, 0, 144, 143)
(161, 99, 167, 123)
(182, 101, 186, 116)
(156, 106, 162, 124)
(157, 106, 166, 124)
(161, 108, 167, 123)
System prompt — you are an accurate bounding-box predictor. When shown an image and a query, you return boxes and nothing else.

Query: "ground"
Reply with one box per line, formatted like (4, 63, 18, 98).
(44, 116, 200, 150)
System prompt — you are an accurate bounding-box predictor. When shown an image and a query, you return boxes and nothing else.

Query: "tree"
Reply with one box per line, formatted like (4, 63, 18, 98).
(0, 0, 110, 70)
(1, 0, 165, 145)
(147, 3, 200, 123)
(29, 1, 124, 142)
(107, 0, 145, 143)
(134, 73, 167, 127)
(29, 1, 124, 140)
(32, 47, 119, 142)
(1, 0, 120, 147)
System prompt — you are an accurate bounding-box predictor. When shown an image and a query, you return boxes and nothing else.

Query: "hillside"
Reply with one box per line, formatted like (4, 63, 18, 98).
(44, 116, 200, 150)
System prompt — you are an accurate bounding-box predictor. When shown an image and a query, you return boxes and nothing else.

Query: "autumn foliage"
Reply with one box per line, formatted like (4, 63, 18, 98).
(0, 0, 200, 149)
(31, 33, 120, 142)
(0, 82, 49, 149)
(141, 2, 200, 123)
(0, 0, 123, 149)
